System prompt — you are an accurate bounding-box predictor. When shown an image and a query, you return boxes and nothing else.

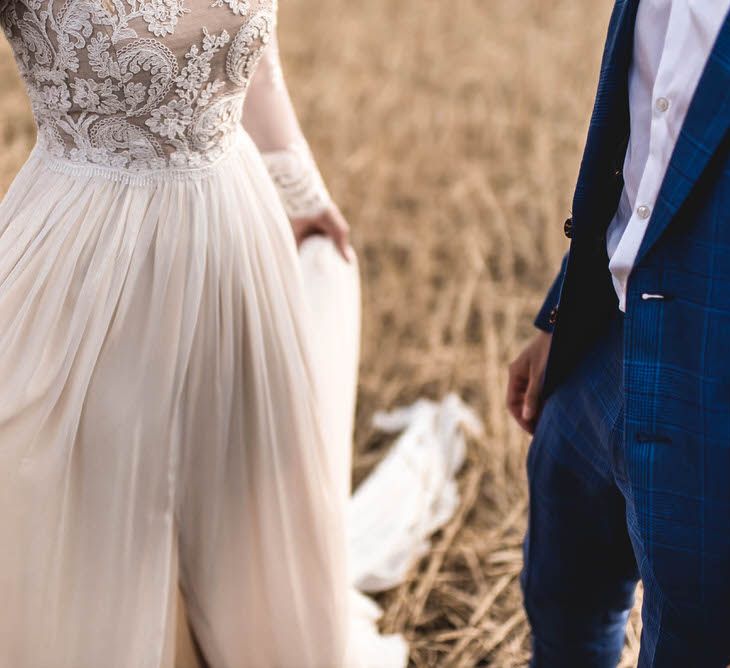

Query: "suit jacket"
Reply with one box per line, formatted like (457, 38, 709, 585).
(538, 0, 730, 395)
(535, 0, 730, 644)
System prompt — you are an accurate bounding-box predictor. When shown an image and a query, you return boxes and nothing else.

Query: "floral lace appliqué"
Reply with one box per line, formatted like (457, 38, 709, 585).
(1, 0, 276, 171)
(210, 0, 248, 17)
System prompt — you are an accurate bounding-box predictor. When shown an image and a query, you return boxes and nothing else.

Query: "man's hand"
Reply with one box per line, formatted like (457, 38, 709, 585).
(507, 331, 553, 434)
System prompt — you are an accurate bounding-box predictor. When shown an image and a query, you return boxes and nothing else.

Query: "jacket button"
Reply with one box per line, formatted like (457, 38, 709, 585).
(564, 217, 573, 239)
(549, 306, 559, 325)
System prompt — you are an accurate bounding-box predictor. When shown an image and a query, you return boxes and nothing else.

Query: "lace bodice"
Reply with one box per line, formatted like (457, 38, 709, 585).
(0, 0, 331, 214)
(1, 0, 278, 168)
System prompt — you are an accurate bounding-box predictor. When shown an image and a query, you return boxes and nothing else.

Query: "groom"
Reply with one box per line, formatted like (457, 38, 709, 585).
(507, 2, 730, 666)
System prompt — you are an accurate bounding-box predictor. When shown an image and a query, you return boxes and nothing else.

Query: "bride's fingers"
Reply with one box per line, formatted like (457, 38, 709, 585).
(292, 219, 324, 245)
(320, 206, 352, 263)
(291, 208, 354, 262)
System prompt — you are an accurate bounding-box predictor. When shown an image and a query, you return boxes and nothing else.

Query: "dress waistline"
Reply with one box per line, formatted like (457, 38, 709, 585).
(29, 126, 253, 187)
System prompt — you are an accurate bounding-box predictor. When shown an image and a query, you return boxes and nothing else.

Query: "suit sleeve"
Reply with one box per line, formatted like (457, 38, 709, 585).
(534, 252, 568, 333)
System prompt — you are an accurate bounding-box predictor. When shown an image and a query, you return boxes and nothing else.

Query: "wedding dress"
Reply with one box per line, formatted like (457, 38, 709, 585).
(0, 0, 350, 665)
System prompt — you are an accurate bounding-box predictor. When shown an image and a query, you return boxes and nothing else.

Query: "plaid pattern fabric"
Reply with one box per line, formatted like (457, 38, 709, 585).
(524, 309, 730, 666)
(523, 312, 638, 667)
(529, 0, 730, 665)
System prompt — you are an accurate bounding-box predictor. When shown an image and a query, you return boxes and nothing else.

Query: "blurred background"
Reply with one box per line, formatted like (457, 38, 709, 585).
(0, 0, 643, 665)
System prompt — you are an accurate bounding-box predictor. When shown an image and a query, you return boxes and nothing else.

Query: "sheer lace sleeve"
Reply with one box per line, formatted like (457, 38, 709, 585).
(243, 30, 333, 219)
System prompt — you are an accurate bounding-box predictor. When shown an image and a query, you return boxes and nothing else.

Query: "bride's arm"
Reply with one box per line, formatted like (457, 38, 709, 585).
(242, 29, 353, 261)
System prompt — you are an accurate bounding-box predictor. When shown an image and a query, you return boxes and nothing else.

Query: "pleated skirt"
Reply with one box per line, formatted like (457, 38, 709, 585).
(0, 129, 348, 668)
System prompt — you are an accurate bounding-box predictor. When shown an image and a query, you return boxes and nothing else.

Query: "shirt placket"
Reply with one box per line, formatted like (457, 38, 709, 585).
(614, 4, 684, 311)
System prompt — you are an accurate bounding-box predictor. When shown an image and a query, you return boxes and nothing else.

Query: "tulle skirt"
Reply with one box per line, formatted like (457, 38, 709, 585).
(0, 128, 348, 668)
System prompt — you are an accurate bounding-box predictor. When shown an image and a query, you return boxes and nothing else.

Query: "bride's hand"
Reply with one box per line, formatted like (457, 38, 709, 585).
(291, 204, 354, 263)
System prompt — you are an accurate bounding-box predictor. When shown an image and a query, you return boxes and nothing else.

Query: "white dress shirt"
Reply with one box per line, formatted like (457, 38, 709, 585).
(606, 0, 730, 311)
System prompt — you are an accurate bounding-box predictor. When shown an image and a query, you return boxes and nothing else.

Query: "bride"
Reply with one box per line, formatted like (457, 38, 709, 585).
(0, 0, 474, 664)
(0, 0, 357, 662)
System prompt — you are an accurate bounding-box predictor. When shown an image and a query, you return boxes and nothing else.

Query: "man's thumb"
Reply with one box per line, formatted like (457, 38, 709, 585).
(522, 374, 540, 421)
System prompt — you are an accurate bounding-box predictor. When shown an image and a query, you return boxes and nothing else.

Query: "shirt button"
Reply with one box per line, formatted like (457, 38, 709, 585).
(655, 97, 670, 112)
(637, 205, 651, 220)
(549, 307, 559, 326)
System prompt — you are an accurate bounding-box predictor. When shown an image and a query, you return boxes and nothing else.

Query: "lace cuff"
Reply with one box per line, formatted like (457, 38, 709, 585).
(261, 140, 332, 219)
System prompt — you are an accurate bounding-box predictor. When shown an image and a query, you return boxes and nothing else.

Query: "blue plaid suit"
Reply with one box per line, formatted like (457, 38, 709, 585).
(524, 1, 730, 666)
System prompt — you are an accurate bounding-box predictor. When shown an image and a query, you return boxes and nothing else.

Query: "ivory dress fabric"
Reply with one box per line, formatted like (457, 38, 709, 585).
(297, 240, 483, 668)
(0, 0, 351, 666)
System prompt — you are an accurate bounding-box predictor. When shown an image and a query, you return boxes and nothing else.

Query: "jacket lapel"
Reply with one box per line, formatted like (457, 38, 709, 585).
(635, 13, 730, 265)
(572, 0, 640, 226)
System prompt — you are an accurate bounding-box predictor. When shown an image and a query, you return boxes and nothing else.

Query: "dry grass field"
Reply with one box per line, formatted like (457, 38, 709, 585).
(0, 0, 644, 665)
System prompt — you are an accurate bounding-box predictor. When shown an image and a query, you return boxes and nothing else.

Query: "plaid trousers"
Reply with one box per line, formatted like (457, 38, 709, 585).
(522, 308, 730, 667)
